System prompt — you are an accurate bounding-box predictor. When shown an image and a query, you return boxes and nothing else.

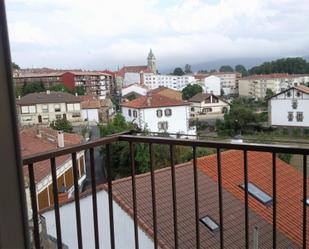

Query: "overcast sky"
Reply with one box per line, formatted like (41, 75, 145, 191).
(5, 0, 309, 71)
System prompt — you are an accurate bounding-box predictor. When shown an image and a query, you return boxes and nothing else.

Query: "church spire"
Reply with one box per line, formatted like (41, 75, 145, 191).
(147, 49, 156, 74)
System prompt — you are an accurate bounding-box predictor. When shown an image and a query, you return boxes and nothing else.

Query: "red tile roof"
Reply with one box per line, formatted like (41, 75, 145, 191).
(21, 127, 83, 183)
(121, 94, 190, 109)
(295, 85, 309, 94)
(198, 150, 308, 247)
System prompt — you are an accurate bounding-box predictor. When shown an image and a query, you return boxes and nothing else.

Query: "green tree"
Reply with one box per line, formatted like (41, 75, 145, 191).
(15, 85, 23, 97)
(219, 65, 234, 72)
(173, 67, 185, 76)
(12, 62, 20, 70)
(278, 154, 292, 164)
(74, 85, 85, 95)
(235, 64, 248, 76)
(198, 69, 208, 73)
(182, 84, 203, 100)
(265, 88, 274, 99)
(184, 64, 192, 74)
(22, 82, 45, 95)
(48, 84, 72, 93)
(50, 118, 73, 133)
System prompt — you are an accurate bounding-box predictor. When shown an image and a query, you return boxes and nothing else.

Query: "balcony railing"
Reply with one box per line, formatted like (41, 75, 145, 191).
(22, 131, 309, 249)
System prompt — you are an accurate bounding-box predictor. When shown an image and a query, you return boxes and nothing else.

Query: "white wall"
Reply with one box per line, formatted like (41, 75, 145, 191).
(43, 190, 154, 249)
(122, 105, 193, 134)
(82, 109, 99, 122)
(204, 76, 221, 95)
(270, 88, 309, 127)
(122, 85, 147, 97)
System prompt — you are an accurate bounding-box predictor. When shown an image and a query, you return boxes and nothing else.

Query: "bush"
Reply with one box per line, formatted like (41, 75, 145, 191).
(278, 153, 292, 164)
(50, 118, 73, 133)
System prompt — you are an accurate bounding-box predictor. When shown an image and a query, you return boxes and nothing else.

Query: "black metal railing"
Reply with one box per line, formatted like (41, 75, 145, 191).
(22, 132, 309, 249)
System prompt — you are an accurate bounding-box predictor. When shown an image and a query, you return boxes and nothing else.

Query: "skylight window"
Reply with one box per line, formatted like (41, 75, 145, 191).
(240, 183, 272, 205)
(200, 216, 219, 232)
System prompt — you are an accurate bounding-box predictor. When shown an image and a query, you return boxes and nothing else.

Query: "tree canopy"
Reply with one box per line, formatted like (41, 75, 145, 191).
(12, 62, 20, 70)
(184, 64, 192, 74)
(22, 82, 45, 95)
(219, 65, 234, 72)
(235, 64, 248, 76)
(182, 84, 203, 100)
(173, 67, 185, 76)
(249, 57, 309, 75)
(50, 118, 73, 133)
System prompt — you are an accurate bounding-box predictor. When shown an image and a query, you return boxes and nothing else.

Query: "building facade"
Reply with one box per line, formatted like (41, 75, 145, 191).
(17, 91, 82, 126)
(268, 85, 309, 127)
(238, 74, 309, 99)
(143, 73, 196, 91)
(121, 94, 195, 135)
(189, 93, 230, 117)
(21, 128, 85, 210)
(204, 75, 221, 95)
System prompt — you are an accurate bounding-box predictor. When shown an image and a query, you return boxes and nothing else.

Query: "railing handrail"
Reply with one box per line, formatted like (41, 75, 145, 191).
(23, 132, 309, 165)
(119, 134, 309, 154)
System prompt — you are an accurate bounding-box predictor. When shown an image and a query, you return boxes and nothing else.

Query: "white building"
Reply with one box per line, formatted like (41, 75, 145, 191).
(16, 91, 82, 126)
(121, 94, 196, 135)
(204, 75, 221, 95)
(238, 73, 309, 99)
(211, 72, 241, 96)
(121, 84, 148, 99)
(143, 73, 196, 91)
(189, 93, 230, 118)
(268, 85, 309, 127)
(43, 190, 154, 249)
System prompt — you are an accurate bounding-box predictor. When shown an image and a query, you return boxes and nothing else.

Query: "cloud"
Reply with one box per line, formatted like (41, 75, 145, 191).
(5, 0, 309, 70)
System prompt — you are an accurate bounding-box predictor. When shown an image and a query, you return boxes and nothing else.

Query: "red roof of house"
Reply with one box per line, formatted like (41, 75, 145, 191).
(198, 150, 308, 246)
(117, 66, 151, 77)
(121, 94, 190, 109)
(21, 128, 83, 183)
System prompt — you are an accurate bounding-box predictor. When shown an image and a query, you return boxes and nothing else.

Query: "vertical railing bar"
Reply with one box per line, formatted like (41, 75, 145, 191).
(193, 146, 200, 249)
(130, 142, 139, 249)
(28, 163, 40, 249)
(89, 148, 100, 249)
(149, 143, 158, 249)
(106, 144, 115, 249)
(243, 150, 249, 249)
(303, 154, 307, 249)
(272, 152, 277, 249)
(170, 144, 179, 248)
(217, 148, 224, 249)
(72, 152, 83, 249)
(50, 157, 63, 249)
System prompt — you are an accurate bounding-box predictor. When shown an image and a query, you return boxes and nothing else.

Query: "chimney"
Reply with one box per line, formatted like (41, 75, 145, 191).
(46, 90, 51, 95)
(18, 95, 21, 100)
(57, 131, 64, 148)
(36, 125, 41, 138)
(146, 92, 152, 106)
(75, 92, 78, 96)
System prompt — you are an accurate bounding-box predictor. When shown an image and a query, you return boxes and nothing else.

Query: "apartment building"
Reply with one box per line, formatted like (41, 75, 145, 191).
(16, 91, 82, 126)
(62, 71, 113, 100)
(21, 127, 85, 210)
(238, 73, 309, 99)
(121, 93, 195, 135)
(204, 75, 221, 95)
(268, 85, 309, 127)
(14, 71, 64, 88)
(143, 73, 196, 91)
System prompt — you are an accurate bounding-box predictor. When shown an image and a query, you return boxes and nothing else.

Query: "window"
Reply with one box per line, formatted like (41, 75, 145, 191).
(240, 183, 272, 205)
(128, 109, 132, 117)
(165, 109, 172, 116)
(133, 110, 137, 118)
(200, 216, 219, 232)
(72, 113, 81, 118)
(158, 121, 168, 131)
(21, 106, 29, 114)
(286, 91, 291, 97)
(56, 114, 62, 120)
(191, 107, 195, 112)
(288, 112, 293, 122)
(292, 100, 298, 109)
(156, 109, 163, 117)
(42, 105, 48, 113)
(54, 104, 61, 112)
(296, 91, 301, 97)
(296, 112, 304, 122)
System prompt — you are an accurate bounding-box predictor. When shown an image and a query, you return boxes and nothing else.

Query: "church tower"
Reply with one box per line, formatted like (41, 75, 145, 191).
(147, 49, 156, 74)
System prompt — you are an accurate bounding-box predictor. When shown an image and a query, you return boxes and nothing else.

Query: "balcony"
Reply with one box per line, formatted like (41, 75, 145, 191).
(20, 132, 309, 249)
